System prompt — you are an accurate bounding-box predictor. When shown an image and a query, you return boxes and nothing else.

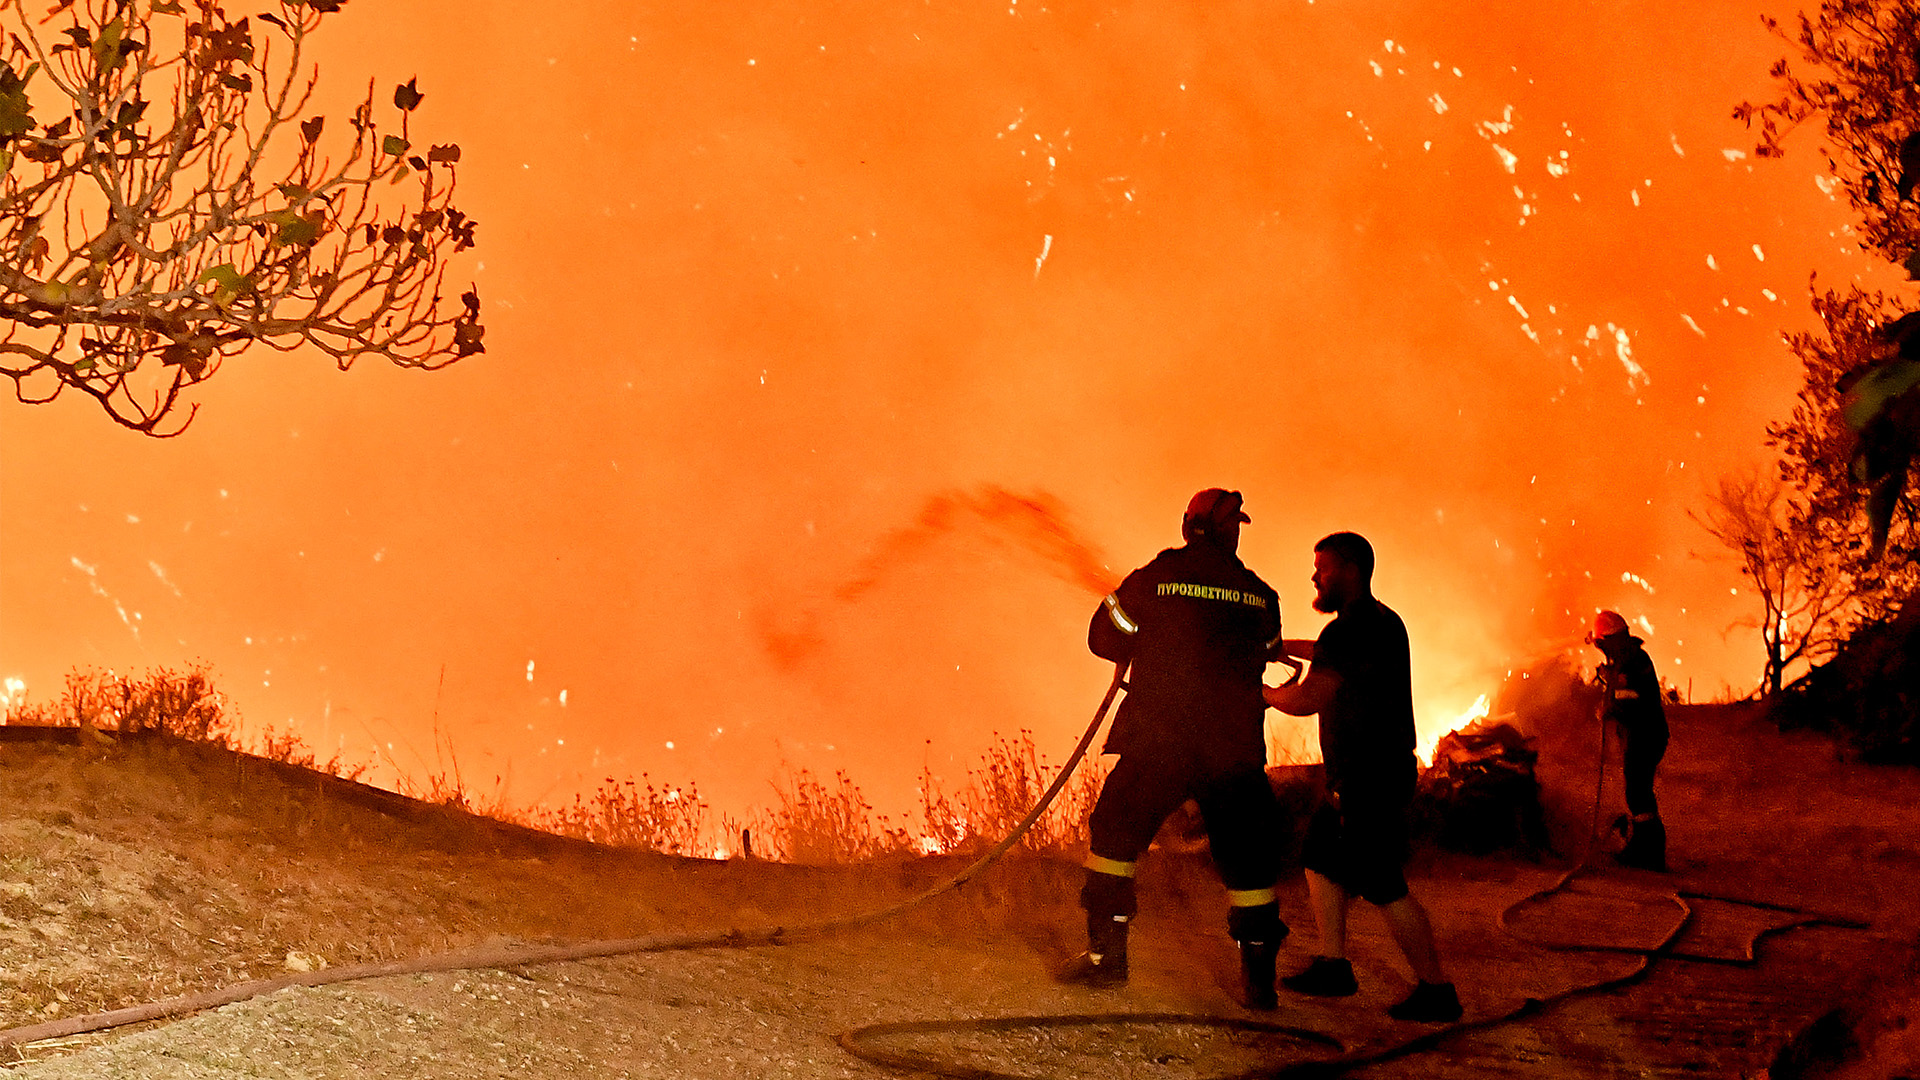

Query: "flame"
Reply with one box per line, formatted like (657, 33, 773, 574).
(1417, 693, 1491, 768)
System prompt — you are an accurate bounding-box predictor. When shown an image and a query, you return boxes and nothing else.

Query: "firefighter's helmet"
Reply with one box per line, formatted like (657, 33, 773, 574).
(1184, 488, 1250, 530)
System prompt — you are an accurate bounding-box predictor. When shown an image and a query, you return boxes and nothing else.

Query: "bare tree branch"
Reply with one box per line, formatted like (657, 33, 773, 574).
(1692, 467, 1855, 694)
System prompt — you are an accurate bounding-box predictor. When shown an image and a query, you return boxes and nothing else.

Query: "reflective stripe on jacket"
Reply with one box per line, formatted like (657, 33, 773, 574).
(1088, 542, 1283, 767)
(1598, 636, 1668, 735)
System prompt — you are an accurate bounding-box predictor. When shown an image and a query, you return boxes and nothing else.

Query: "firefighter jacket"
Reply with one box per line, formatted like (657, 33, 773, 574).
(1596, 635, 1668, 736)
(1088, 541, 1284, 769)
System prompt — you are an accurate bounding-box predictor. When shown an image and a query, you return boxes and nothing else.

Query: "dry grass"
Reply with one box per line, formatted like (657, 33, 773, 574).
(0, 670, 1099, 1041)
(529, 776, 717, 857)
(6, 665, 233, 743)
(530, 740, 1109, 867)
(920, 730, 1106, 859)
(0, 737, 627, 1029)
(6, 668, 1920, 1078)
(6, 666, 1107, 868)
(0, 734, 1085, 1040)
(758, 767, 911, 865)
(3, 665, 370, 784)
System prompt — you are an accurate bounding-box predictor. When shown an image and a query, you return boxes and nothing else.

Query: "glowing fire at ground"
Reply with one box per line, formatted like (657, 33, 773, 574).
(1418, 693, 1492, 769)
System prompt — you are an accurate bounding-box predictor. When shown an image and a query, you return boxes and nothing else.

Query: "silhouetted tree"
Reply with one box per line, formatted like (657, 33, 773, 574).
(0, 0, 482, 436)
(1691, 466, 1853, 694)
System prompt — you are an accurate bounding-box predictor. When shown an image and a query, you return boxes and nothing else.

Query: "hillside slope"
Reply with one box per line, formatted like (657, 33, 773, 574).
(0, 705, 1914, 1078)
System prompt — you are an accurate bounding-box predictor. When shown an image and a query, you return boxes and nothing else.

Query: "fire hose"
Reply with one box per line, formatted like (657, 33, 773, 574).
(0, 664, 1871, 1078)
(835, 686, 1655, 1080)
(839, 680, 1868, 1079)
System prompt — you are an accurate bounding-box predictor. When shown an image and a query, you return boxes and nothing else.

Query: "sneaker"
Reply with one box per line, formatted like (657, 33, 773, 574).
(1615, 817, 1667, 872)
(1054, 951, 1127, 989)
(1387, 980, 1462, 1023)
(1281, 956, 1358, 997)
(1614, 847, 1667, 872)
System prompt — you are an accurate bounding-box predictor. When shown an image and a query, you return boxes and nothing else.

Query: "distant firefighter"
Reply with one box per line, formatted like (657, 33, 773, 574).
(1263, 532, 1462, 1024)
(1057, 488, 1292, 1011)
(1588, 610, 1670, 872)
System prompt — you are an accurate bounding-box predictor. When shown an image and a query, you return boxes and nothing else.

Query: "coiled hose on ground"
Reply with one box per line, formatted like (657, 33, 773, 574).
(837, 683, 1866, 1079)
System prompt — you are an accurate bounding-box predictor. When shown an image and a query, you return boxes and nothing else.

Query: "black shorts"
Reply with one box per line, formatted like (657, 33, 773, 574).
(1087, 753, 1280, 893)
(1301, 793, 1410, 906)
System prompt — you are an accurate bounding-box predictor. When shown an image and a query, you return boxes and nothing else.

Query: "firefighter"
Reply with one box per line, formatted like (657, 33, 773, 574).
(1588, 610, 1670, 871)
(1057, 488, 1292, 1010)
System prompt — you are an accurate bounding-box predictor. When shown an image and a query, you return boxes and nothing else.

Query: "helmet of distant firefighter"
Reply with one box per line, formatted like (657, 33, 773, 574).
(1588, 609, 1629, 645)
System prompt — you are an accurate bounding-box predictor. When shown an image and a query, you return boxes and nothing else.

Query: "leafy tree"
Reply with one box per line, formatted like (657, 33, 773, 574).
(1736, 0, 1920, 564)
(1739, 2, 1920, 271)
(0, 0, 482, 436)
(1765, 288, 1920, 590)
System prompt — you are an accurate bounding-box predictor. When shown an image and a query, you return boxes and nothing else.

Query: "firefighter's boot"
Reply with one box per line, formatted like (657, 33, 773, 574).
(1055, 914, 1129, 988)
(1616, 813, 1667, 871)
(1229, 899, 1287, 1010)
(1238, 940, 1281, 1010)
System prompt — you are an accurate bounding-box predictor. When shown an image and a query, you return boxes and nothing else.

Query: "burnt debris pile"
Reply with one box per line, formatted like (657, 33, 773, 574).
(1416, 721, 1552, 857)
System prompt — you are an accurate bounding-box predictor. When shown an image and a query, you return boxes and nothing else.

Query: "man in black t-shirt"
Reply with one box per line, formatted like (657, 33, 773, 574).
(1056, 488, 1293, 1010)
(1264, 532, 1462, 1024)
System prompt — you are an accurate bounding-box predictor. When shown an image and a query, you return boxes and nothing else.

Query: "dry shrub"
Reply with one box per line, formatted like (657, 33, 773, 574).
(528, 734, 1107, 865)
(531, 776, 714, 856)
(0, 683, 56, 727)
(387, 754, 510, 818)
(10, 667, 1107, 867)
(248, 723, 374, 784)
(920, 730, 1106, 858)
(764, 767, 911, 865)
(3, 665, 372, 783)
(3, 664, 235, 743)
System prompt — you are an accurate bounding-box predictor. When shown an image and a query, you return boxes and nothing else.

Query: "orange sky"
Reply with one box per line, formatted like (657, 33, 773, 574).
(0, 0, 1885, 820)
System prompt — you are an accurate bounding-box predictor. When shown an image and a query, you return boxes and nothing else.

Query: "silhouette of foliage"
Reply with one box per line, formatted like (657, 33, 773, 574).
(0, 0, 483, 435)
(766, 766, 913, 865)
(1766, 288, 1920, 587)
(1738, 1, 1920, 559)
(530, 775, 717, 856)
(917, 730, 1105, 858)
(1739, 1, 1920, 271)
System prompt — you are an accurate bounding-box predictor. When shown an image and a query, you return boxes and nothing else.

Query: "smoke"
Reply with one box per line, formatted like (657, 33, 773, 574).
(758, 486, 1120, 670)
(0, 0, 1872, 820)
